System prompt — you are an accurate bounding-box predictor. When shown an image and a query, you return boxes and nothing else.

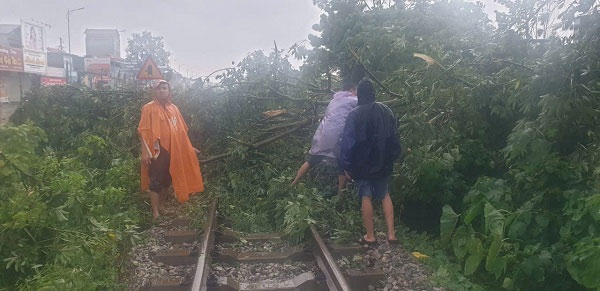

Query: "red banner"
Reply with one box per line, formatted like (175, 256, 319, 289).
(41, 76, 66, 86)
(85, 57, 111, 75)
(0, 46, 24, 72)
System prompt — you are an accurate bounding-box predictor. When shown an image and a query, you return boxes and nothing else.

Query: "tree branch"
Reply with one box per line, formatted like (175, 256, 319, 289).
(202, 67, 234, 82)
(200, 118, 313, 164)
(493, 58, 534, 72)
(273, 70, 334, 94)
(349, 48, 403, 98)
(260, 116, 320, 132)
(268, 87, 330, 105)
(243, 94, 281, 101)
(227, 136, 255, 148)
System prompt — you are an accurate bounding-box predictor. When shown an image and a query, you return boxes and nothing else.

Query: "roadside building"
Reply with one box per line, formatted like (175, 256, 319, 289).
(0, 22, 47, 125)
(85, 29, 120, 58)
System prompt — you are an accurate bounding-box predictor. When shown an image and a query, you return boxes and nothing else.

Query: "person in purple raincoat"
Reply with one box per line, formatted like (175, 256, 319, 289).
(292, 81, 358, 196)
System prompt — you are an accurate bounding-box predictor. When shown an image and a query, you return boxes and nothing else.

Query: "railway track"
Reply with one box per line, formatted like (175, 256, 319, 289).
(141, 199, 387, 291)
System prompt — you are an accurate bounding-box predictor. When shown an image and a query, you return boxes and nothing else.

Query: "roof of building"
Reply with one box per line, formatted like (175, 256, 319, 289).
(84, 28, 119, 35)
(0, 24, 20, 35)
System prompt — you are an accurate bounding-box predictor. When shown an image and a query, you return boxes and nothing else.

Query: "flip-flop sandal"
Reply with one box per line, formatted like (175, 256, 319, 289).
(359, 236, 377, 246)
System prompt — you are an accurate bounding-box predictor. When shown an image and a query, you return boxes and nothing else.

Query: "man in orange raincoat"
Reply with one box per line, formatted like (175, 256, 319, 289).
(138, 80, 204, 219)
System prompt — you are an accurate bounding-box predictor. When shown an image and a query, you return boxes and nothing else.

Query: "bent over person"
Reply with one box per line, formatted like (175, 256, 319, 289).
(138, 80, 204, 219)
(291, 81, 358, 195)
(340, 80, 401, 244)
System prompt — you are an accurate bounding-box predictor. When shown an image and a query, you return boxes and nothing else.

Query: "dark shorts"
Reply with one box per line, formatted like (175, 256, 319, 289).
(149, 147, 172, 193)
(356, 176, 390, 201)
(307, 154, 344, 175)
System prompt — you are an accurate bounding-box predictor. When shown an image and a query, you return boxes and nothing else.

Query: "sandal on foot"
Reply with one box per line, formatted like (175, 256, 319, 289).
(359, 236, 377, 246)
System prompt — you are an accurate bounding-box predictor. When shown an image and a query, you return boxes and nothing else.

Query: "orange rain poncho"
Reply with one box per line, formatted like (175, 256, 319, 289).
(138, 80, 204, 203)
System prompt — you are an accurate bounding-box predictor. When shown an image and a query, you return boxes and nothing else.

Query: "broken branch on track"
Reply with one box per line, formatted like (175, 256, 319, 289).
(199, 118, 313, 164)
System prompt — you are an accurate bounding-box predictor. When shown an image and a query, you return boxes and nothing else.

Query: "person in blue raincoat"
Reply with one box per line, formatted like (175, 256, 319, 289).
(340, 80, 402, 244)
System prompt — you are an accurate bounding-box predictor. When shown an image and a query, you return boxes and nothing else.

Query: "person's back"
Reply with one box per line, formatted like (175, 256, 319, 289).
(344, 102, 400, 179)
(339, 79, 401, 245)
(309, 90, 358, 160)
(340, 81, 401, 180)
(291, 82, 358, 195)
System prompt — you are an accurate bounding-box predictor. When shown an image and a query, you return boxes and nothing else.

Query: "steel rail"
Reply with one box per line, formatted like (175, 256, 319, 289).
(309, 225, 351, 291)
(190, 202, 352, 291)
(191, 200, 218, 291)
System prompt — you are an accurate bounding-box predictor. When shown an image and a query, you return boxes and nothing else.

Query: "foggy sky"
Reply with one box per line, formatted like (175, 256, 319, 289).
(4, 0, 323, 77)
(4, 1, 504, 78)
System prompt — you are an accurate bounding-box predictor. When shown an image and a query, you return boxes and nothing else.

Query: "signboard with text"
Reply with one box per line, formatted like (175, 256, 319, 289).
(21, 20, 47, 74)
(0, 46, 23, 72)
(41, 76, 66, 86)
(23, 50, 46, 74)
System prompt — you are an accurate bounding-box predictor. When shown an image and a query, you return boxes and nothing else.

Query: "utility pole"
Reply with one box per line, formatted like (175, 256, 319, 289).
(59, 37, 64, 51)
(67, 7, 84, 55)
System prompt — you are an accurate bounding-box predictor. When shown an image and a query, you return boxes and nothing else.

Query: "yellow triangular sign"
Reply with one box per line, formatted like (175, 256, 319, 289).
(137, 56, 164, 80)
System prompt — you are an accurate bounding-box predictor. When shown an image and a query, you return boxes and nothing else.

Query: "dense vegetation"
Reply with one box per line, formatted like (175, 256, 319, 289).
(1, 0, 598, 290)
(194, 0, 600, 289)
(1, 87, 146, 289)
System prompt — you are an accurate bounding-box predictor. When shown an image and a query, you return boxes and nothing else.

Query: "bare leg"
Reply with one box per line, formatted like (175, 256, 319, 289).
(382, 193, 397, 241)
(337, 175, 347, 196)
(159, 187, 168, 210)
(361, 196, 376, 242)
(292, 162, 310, 185)
(149, 191, 160, 219)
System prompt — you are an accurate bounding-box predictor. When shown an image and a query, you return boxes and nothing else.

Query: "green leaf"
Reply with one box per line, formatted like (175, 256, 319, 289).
(464, 236, 484, 275)
(55, 208, 69, 221)
(566, 237, 600, 288)
(486, 236, 502, 269)
(484, 203, 505, 237)
(466, 236, 484, 256)
(452, 226, 469, 259)
(486, 236, 504, 278)
(502, 277, 514, 290)
(508, 220, 527, 238)
(440, 205, 459, 245)
(586, 194, 600, 221)
(464, 200, 484, 224)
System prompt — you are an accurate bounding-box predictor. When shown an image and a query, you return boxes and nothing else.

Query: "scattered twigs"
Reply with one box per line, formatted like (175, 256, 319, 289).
(227, 136, 254, 148)
(199, 152, 234, 164)
(199, 118, 313, 164)
(254, 119, 310, 148)
(444, 70, 476, 88)
(260, 117, 319, 132)
(381, 98, 403, 105)
(493, 58, 534, 72)
(268, 86, 330, 105)
(251, 113, 288, 126)
(242, 94, 280, 101)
